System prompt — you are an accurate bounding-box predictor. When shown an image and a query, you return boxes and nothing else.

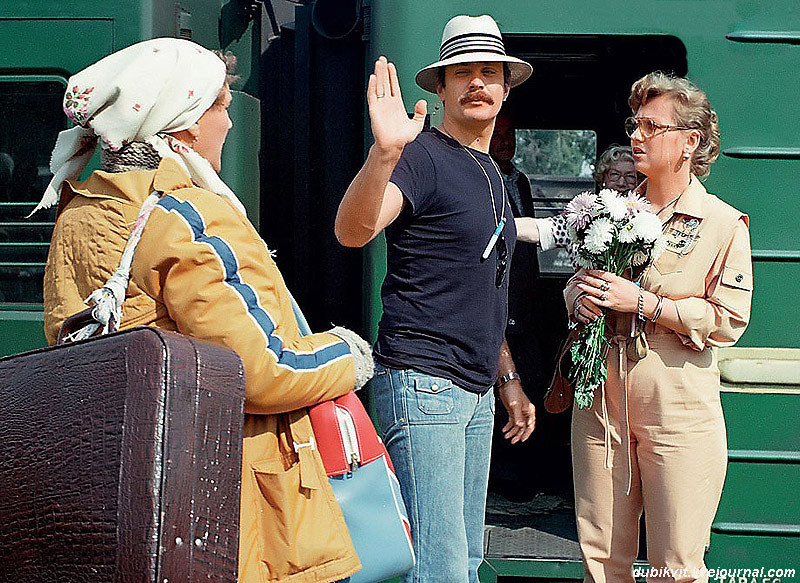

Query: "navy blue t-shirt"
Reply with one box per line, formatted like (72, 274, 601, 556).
(374, 128, 516, 394)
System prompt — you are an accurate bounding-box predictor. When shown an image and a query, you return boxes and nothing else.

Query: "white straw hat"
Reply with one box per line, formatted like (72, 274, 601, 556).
(415, 15, 533, 94)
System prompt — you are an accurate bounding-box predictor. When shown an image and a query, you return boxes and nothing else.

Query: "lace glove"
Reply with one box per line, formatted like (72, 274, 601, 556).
(327, 326, 375, 390)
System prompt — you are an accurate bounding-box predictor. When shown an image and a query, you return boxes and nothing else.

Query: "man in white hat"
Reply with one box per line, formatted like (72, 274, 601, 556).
(335, 14, 535, 583)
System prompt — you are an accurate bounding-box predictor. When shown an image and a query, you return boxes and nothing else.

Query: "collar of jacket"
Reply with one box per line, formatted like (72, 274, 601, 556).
(61, 157, 194, 212)
(635, 175, 707, 220)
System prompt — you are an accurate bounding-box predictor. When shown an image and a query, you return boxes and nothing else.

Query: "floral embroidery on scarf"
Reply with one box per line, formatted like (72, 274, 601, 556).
(100, 136, 129, 152)
(64, 85, 94, 124)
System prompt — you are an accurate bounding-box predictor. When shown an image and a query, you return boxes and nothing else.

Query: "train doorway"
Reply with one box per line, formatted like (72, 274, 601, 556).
(485, 33, 687, 577)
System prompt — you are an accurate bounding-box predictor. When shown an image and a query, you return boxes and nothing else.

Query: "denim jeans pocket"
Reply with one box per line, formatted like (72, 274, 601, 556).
(407, 371, 457, 421)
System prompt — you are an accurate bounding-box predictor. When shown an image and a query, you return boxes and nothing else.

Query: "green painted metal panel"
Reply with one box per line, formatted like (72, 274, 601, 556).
(220, 90, 261, 228)
(706, 533, 800, 577)
(0, 309, 45, 356)
(721, 388, 800, 451)
(485, 557, 585, 579)
(716, 463, 800, 526)
(0, 19, 113, 71)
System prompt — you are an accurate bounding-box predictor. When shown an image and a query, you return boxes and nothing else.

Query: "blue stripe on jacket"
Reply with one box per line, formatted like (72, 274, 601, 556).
(156, 195, 350, 371)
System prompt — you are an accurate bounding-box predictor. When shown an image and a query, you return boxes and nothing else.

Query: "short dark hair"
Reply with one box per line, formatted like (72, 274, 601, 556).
(436, 62, 511, 89)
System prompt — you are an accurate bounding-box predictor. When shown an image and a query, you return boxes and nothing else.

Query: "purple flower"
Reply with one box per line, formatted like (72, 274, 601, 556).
(624, 191, 651, 216)
(565, 191, 597, 231)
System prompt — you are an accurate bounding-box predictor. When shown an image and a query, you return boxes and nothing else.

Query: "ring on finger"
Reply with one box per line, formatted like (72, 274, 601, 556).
(600, 291, 608, 301)
(601, 281, 609, 292)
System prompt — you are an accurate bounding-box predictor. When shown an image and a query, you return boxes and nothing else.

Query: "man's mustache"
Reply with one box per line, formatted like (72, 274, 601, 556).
(459, 91, 495, 105)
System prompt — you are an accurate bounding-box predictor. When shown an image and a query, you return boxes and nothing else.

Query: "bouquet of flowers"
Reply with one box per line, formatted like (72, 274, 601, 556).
(564, 189, 665, 409)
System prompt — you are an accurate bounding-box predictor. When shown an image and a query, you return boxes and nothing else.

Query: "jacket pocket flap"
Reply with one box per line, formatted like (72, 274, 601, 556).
(251, 456, 294, 475)
(721, 266, 752, 291)
(413, 376, 453, 394)
(251, 453, 321, 490)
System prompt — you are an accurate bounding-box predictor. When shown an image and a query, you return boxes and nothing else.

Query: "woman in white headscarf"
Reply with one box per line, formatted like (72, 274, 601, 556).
(42, 37, 369, 583)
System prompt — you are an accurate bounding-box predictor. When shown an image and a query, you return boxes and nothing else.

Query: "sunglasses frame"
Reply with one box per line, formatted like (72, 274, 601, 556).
(495, 234, 507, 288)
(624, 116, 692, 139)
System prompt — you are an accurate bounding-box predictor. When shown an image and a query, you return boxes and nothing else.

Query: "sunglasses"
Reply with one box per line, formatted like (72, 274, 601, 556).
(495, 234, 507, 288)
(624, 117, 692, 139)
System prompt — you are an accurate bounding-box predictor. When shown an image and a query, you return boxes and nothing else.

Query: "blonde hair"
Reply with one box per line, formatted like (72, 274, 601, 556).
(629, 72, 720, 178)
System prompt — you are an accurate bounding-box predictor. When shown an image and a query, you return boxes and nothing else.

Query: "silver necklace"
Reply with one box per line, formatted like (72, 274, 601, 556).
(436, 127, 507, 259)
(655, 193, 681, 216)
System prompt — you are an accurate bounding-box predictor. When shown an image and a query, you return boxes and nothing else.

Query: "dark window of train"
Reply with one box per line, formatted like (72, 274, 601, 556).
(0, 79, 65, 305)
(501, 34, 687, 275)
(514, 128, 597, 274)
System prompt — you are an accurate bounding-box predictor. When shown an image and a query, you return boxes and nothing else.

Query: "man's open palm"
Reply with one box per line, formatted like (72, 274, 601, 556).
(367, 56, 427, 154)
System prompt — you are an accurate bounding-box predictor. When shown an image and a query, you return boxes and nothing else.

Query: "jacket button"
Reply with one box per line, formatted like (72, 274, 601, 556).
(735, 273, 743, 283)
(431, 384, 439, 392)
(508, 318, 516, 326)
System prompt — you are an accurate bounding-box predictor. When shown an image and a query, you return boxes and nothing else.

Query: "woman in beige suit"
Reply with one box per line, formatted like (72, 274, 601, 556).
(566, 72, 753, 583)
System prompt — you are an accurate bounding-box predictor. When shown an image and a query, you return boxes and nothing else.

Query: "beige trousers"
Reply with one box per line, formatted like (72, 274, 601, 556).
(572, 333, 728, 583)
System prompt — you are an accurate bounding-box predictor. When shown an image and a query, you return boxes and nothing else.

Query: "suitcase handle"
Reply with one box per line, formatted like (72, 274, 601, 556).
(57, 307, 104, 345)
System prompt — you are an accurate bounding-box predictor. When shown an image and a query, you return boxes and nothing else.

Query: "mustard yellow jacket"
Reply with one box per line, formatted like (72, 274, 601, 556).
(44, 158, 361, 583)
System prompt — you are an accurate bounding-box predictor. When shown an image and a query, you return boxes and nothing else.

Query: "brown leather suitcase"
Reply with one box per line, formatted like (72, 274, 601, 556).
(0, 327, 245, 582)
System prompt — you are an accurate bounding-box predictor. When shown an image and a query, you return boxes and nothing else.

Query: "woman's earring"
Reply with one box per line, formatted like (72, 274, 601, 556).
(682, 152, 690, 160)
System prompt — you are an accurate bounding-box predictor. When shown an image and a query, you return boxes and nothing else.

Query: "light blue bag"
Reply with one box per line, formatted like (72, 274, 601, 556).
(291, 295, 415, 583)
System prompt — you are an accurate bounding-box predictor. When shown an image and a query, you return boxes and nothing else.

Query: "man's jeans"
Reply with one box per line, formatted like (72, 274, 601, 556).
(369, 363, 495, 583)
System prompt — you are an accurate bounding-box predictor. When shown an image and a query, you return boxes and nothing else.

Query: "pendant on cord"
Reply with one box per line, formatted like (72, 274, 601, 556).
(481, 216, 506, 261)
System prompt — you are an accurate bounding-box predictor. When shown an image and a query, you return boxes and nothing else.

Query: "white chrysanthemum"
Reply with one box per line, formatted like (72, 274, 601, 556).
(617, 219, 637, 244)
(584, 217, 615, 254)
(599, 189, 628, 222)
(632, 212, 662, 243)
(651, 235, 668, 262)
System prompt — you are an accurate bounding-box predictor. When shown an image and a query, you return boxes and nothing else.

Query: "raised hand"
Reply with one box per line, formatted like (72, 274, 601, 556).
(367, 56, 427, 157)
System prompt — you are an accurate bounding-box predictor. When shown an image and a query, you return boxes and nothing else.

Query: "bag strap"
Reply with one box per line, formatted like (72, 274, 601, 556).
(552, 326, 579, 380)
(57, 191, 162, 344)
(289, 291, 312, 337)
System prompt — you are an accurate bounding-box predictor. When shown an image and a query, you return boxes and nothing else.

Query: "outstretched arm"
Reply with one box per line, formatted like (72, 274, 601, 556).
(335, 56, 427, 247)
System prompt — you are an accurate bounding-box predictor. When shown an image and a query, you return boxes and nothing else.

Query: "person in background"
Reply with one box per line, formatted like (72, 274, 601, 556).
(40, 38, 371, 583)
(593, 144, 637, 193)
(335, 14, 535, 583)
(567, 72, 752, 583)
(515, 144, 637, 251)
(487, 110, 551, 499)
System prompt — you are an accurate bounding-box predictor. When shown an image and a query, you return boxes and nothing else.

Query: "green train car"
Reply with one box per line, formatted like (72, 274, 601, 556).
(0, 0, 797, 580)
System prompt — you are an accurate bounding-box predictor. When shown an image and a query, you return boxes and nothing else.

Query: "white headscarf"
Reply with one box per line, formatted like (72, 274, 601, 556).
(34, 37, 246, 216)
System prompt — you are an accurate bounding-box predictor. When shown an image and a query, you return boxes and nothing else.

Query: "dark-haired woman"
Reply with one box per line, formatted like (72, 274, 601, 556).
(566, 72, 753, 583)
